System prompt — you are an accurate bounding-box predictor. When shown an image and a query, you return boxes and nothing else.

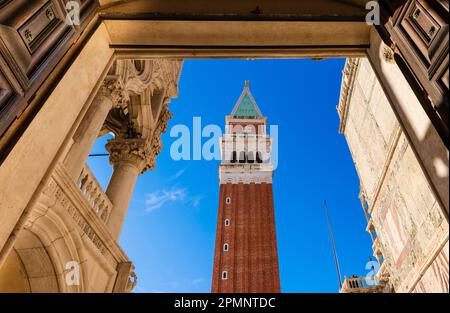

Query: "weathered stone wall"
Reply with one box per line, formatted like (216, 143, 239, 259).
(340, 58, 449, 293)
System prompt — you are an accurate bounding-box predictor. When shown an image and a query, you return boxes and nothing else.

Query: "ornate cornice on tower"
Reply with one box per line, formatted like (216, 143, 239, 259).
(219, 164, 274, 184)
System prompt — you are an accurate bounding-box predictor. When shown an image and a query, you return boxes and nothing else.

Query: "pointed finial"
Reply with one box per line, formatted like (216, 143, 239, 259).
(244, 80, 250, 88)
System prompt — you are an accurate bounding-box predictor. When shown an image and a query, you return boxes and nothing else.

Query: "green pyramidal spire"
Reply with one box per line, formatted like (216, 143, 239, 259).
(231, 80, 262, 117)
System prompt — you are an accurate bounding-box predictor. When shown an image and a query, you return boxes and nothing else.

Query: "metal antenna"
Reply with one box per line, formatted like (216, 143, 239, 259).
(88, 153, 109, 157)
(324, 200, 343, 289)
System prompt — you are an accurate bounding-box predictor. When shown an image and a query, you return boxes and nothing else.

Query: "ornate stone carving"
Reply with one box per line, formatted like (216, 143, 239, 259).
(126, 267, 138, 292)
(106, 138, 154, 173)
(105, 102, 173, 173)
(382, 44, 396, 64)
(149, 103, 173, 159)
(99, 76, 129, 108)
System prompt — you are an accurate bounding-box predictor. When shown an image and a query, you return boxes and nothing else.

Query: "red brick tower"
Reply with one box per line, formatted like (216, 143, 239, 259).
(211, 81, 280, 293)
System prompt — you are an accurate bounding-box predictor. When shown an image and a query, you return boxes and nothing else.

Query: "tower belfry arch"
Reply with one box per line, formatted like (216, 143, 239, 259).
(0, 0, 448, 293)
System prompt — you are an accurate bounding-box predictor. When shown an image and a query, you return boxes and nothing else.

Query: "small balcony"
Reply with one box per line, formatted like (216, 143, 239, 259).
(340, 276, 385, 293)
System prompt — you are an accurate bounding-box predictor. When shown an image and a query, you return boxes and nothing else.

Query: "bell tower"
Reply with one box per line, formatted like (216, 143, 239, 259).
(211, 81, 280, 293)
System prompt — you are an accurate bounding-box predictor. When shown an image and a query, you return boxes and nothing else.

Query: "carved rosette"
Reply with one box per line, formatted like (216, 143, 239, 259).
(98, 76, 129, 108)
(106, 138, 155, 174)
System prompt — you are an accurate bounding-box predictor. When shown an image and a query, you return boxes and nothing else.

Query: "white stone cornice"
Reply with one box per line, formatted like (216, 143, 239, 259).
(337, 58, 359, 134)
(219, 164, 274, 184)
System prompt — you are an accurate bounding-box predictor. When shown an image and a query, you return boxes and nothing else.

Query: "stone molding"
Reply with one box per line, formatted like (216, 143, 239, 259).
(337, 58, 359, 134)
(219, 164, 274, 185)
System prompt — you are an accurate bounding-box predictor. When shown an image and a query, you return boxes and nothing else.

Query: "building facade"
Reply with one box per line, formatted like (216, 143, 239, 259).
(211, 82, 280, 293)
(0, 0, 448, 293)
(338, 58, 449, 293)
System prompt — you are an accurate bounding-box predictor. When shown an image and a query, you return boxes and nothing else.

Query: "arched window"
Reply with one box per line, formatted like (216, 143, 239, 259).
(247, 151, 255, 163)
(223, 243, 229, 251)
(256, 152, 263, 163)
(224, 219, 230, 226)
(222, 271, 228, 280)
(238, 151, 246, 163)
(231, 151, 237, 163)
(225, 197, 231, 204)
(244, 125, 256, 134)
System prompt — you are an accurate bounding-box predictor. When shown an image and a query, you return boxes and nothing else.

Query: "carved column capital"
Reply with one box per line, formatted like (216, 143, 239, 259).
(105, 104, 173, 174)
(98, 76, 129, 108)
(106, 138, 155, 174)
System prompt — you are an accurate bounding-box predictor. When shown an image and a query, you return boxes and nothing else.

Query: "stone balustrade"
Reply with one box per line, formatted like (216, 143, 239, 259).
(78, 164, 113, 223)
(340, 276, 384, 293)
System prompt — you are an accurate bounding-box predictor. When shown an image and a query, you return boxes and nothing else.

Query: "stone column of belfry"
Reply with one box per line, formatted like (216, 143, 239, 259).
(211, 81, 280, 293)
(64, 77, 127, 180)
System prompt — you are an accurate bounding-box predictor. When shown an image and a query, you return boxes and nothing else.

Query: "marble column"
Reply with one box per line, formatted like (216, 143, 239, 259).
(63, 77, 127, 180)
(105, 138, 154, 241)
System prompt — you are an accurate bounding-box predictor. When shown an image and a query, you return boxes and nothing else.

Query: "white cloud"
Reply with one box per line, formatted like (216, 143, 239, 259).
(144, 187, 204, 212)
(191, 278, 205, 286)
(145, 188, 187, 212)
(189, 195, 205, 209)
(168, 166, 188, 182)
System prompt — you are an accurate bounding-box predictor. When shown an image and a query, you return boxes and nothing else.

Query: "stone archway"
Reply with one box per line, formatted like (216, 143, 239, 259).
(0, 249, 30, 292)
(0, 229, 59, 292)
(0, 199, 87, 293)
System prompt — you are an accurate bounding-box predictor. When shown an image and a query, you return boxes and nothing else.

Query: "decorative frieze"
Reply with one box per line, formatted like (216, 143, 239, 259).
(52, 178, 106, 253)
(219, 164, 273, 185)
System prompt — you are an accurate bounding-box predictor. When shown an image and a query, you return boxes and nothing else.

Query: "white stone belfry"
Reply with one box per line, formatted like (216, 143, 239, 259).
(219, 81, 274, 185)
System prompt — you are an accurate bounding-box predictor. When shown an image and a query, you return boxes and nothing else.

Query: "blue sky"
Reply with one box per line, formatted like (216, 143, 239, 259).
(87, 58, 374, 293)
